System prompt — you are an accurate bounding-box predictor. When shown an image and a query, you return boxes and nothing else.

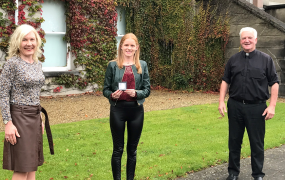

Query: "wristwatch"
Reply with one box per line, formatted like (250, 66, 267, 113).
(3, 120, 9, 125)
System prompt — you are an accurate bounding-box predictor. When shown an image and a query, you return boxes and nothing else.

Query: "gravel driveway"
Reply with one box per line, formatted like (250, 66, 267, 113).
(1, 90, 284, 132)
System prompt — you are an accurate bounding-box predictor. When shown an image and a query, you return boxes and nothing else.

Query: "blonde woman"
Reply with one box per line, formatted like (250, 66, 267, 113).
(103, 33, 150, 180)
(0, 24, 54, 180)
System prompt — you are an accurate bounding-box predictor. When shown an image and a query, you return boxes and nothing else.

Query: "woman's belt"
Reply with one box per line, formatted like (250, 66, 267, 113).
(10, 105, 54, 155)
(40, 106, 54, 155)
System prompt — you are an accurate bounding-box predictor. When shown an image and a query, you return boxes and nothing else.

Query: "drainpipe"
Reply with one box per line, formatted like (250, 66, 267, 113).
(253, 0, 264, 9)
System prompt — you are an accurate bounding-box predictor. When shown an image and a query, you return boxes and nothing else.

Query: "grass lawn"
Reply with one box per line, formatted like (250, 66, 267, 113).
(1, 102, 285, 180)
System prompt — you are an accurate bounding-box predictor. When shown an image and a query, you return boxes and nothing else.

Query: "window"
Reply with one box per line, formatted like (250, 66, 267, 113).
(116, 7, 126, 49)
(14, 2, 125, 71)
(15, 0, 71, 72)
(41, 0, 70, 71)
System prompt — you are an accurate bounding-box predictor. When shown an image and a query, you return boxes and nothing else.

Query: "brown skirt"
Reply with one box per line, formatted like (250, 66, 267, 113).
(3, 105, 44, 172)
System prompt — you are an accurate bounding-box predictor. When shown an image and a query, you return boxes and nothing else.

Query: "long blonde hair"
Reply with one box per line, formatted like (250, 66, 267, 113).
(6, 24, 42, 63)
(112, 33, 142, 74)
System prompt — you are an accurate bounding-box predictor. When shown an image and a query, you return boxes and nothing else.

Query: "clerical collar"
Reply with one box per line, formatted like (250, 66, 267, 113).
(242, 50, 256, 58)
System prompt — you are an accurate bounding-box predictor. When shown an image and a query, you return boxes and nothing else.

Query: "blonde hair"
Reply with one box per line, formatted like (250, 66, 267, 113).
(6, 24, 42, 63)
(112, 33, 142, 74)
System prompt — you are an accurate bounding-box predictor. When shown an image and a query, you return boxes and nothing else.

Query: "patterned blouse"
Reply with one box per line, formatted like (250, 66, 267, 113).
(0, 56, 45, 123)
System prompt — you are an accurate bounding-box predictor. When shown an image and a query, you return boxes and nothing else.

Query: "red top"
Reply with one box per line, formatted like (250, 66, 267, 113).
(112, 65, 137, 101)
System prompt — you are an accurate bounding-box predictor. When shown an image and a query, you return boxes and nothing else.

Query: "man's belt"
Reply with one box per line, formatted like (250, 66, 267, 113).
(231, 97, 266, 104)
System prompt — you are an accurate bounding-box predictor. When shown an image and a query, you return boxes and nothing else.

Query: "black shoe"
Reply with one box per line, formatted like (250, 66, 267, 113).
(254, 177, 263, 180)
(226, 174, 238, 180)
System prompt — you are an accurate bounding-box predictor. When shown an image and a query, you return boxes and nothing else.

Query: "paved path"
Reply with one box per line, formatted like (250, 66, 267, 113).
(176, 145, 285, 180)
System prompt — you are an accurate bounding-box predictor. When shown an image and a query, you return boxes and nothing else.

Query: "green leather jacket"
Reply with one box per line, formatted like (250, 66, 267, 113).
(103, 60, 151, 106)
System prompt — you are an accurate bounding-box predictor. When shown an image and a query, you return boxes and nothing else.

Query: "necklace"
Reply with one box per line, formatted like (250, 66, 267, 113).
(125, 61, 133, 65)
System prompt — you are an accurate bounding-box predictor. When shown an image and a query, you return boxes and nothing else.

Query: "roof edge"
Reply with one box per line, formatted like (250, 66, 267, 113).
(232, 0, 285, 34)
(264, 4, 285, 10)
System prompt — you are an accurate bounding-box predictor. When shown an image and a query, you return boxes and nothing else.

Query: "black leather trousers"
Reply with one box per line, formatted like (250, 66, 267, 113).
(110, 101, 144, 180)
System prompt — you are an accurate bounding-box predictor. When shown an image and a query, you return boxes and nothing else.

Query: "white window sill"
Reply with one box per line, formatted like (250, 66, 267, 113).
(45, 32, 66, 35)
(42, 67, 71, 72)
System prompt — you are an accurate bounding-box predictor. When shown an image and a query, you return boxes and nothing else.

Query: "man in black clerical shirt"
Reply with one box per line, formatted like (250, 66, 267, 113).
(218, 27, 279, 180)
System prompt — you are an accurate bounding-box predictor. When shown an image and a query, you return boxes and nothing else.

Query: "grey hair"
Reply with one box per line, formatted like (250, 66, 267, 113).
(239, 27, 257, 39)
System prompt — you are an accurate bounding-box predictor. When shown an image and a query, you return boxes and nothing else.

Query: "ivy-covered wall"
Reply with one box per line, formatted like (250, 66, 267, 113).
(0, 0, 16, 66)
(0, 0, 230, 95)
(119, 0, 230, 91)
(0, 0, 117, 96)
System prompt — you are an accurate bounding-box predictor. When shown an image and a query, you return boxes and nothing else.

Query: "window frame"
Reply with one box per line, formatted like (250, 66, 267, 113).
(15, 0, 72, 72)
(116, 6, 126, 49)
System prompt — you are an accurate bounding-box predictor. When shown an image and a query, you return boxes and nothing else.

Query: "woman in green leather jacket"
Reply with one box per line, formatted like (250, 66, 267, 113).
(103, 33, 150, 180)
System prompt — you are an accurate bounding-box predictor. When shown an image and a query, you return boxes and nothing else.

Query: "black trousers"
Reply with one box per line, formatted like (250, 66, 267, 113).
(110, 101, 144, 180)
(227, 98, 267, 178)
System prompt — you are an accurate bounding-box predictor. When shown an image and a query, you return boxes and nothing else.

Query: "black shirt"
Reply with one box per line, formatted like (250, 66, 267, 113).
(222, 50, 279, 101)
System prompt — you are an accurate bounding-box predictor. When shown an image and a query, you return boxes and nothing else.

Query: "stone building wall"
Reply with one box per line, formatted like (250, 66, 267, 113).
(200, 0, 285, 96)
(227, 0, 285, 96)
(0, 7, 9, 69)
(1, 0, 285, 96)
